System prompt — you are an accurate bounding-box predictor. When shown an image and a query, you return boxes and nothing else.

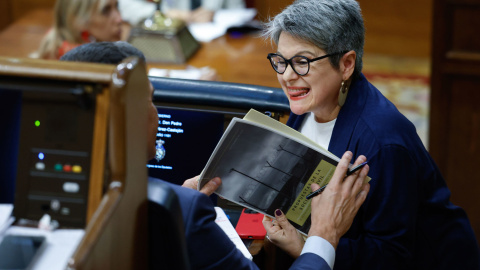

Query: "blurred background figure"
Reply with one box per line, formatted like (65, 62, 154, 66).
(33, 0, 123, 59)
(119, 0, 246, 26)
(164, 0, 246, 24)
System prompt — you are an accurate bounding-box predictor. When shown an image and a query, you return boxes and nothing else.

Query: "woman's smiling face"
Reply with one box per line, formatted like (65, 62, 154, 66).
(276, 32, 344, 122)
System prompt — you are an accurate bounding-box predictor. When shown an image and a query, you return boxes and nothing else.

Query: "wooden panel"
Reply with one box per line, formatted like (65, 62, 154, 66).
(252, 0, 292, 21)
(450, 4, 480, 55)
(11, 0, 56, 21)
(252, 0, 432, 58)
(0, 56, 113, 82)
(0, 9, 52, 58)
(87, 88, 110, 222)
(69, 57, 149, 269)
(430, 0, 480, 243)
(357, 0, 432, 58)
(0, 0, 12, 31)
(444, 76, 480, 235)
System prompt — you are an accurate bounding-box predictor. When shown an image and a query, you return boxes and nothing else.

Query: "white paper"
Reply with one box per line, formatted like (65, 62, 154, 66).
(148, 65, 214, 80)
(0, 204, 14, 236)
(188, 8, 257, 42)
(4, 226, 85, 270)
(214, 207, 252, 260)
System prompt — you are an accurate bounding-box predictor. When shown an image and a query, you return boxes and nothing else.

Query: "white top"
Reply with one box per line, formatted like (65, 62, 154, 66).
(301, 236, 336, 269)
(298, 112, 336, 150)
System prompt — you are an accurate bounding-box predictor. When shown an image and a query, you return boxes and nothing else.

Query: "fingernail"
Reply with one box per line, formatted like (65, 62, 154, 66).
(345, 151, 352, 158)
(211, 177, 220, 186)
(275, 209, 282, 216)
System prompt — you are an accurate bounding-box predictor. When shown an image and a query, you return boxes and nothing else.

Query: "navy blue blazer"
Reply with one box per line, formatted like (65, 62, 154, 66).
(158, 179, 331, 270)
(287, 74, 480, 270)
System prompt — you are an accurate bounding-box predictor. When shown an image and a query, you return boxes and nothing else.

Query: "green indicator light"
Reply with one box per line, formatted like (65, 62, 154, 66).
(34, 120, 41, 127)
(54, 164, 63, 171)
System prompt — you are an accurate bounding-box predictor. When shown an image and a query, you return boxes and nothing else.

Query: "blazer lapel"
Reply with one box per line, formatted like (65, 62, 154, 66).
(329, 74, 369, 158)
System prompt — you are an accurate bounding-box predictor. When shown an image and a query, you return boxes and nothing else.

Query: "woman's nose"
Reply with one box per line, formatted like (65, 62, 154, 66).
(282, 64, 300, 81)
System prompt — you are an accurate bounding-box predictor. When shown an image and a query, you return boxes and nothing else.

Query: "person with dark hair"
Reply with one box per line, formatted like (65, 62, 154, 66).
(60, 41, 145, 64)
(60, 41, 370, 270)
(262, 0, 480, 269)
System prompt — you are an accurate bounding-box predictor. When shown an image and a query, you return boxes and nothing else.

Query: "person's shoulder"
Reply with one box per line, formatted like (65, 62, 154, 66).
(348, 75, 420, 148)
(148, 177, 213, 222)
(361, 79, 410, 124)
(290, 253, 331, 270)
(361, 79, 415, 130)
(148, 177, 200, 199)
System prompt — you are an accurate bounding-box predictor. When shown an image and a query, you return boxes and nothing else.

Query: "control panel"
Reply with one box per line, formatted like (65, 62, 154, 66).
(13, 87, 97, 228)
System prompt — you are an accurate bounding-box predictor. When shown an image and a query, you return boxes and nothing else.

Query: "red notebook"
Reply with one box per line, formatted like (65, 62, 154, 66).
(235, 208, 267, 240)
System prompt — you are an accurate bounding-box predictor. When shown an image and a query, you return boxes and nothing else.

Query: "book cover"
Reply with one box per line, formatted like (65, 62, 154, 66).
(198, 109, 342, 235)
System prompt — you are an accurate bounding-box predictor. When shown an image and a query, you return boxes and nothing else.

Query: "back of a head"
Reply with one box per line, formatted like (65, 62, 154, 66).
(60, 41, 146, 65)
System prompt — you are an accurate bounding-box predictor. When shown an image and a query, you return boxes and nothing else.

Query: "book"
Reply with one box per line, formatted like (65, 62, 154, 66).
(198, 109, 352, 236)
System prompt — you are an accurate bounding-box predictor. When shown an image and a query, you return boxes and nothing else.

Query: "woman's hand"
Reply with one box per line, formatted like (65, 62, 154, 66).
(182, 175, 221, 196)
(262, 209, 305, 258)
(308, 151, 370, 249)
(191, 7, 215, 23)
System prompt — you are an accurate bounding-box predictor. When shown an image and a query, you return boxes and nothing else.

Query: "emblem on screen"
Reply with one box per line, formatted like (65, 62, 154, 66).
(155, 139, 166, 161)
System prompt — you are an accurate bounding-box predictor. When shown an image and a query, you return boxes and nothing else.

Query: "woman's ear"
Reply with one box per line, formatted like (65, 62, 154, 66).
(341, 50, 356, 80)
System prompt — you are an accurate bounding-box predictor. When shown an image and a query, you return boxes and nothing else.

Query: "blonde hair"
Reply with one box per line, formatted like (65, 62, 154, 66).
(34, 0, 108, 59)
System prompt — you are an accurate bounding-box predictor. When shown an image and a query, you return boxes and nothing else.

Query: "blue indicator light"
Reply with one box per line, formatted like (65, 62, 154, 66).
(38, 153, 45, 160)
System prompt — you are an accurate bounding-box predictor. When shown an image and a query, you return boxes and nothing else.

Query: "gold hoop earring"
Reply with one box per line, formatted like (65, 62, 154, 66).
(338, 80, 349, 107)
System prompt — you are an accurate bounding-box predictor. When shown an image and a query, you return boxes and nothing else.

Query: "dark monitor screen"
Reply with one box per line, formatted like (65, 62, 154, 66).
(0, 90, 22, 204)
(146, 107, 226, 186)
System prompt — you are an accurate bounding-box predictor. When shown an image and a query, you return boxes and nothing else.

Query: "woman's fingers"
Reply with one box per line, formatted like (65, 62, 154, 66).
(328, 151, 354, 189)
(343, 155, 367, 189)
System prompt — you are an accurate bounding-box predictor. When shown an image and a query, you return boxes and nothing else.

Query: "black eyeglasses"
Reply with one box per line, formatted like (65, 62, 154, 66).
(267, 51, 349, 76)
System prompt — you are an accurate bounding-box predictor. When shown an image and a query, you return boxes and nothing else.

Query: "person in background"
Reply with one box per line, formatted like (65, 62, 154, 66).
(33, 0, 122, 59)
(60, 41, 370, 270)
(261, 0, 480, 269)
(119, 0, 245, 26)
(164, 0, 246, 24)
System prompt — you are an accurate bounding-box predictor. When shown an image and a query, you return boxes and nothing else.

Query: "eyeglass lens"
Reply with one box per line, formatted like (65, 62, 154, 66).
(269, 55, 310, 75)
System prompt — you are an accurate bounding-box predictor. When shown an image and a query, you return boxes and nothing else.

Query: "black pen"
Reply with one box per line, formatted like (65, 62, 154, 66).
(306, 161, 368, 200)
(346, 161, 368, 176)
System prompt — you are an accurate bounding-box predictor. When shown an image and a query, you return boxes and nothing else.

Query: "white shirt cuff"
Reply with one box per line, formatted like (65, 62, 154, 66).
(300, 236, 335, 270)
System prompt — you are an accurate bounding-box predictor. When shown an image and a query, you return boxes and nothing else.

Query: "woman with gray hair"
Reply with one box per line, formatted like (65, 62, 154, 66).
(262, 0, 480, 269)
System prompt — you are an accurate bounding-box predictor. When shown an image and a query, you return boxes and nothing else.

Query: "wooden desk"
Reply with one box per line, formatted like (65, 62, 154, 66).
(0, 8, 280, 88)
(0, 9, 51, 58)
